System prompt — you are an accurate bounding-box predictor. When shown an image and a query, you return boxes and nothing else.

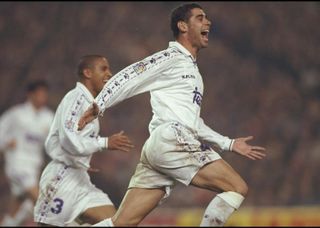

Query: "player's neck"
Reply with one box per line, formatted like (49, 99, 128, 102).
(29, 100, 42, 111)
(80, 80, 98, 98)
(176, 38, 198, 59)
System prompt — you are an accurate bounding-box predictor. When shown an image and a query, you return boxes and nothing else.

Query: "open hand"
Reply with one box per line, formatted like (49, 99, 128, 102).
(78, 103, 99, 131)
(108, 131, 134, 152)
(231, 136, 266, 160)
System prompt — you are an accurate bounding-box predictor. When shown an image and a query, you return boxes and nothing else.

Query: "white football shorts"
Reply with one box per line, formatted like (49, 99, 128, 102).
(34, 161, 113, 226)
(128, 121, 222, 199)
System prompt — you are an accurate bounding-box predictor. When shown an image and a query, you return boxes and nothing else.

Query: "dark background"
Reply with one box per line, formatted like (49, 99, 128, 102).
(0, 1, 319, 214)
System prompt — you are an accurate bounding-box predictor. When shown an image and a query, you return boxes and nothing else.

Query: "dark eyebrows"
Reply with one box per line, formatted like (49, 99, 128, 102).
(195, 13, 208, 20)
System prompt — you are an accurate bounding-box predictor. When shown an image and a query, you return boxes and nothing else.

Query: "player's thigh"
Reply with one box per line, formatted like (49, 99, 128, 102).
(113, 188, 165, 226)
(79, 205, 116, 224)
(191, 159, 248, 195)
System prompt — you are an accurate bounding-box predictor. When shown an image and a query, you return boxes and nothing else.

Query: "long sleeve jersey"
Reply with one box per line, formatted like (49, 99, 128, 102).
(0, 101, 54, 168)
(95, 41, 233, 151)
(45, 82, 107, 169)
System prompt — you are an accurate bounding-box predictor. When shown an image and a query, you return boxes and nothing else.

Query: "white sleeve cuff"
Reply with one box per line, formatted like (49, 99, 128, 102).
(98, 137, 108, 150)
(220, 137, 233, 151)
(229, 139, 235, 151)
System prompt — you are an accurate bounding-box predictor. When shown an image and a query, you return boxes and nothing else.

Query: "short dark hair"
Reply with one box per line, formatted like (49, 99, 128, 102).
(77, 55, 105, 78)
(170, 3, 203, 39)
(26, 79, 49, 92)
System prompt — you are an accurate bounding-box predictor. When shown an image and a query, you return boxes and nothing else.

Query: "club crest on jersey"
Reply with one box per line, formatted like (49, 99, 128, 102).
(133, 62, 146, 75)
(193, 87, 202, 106)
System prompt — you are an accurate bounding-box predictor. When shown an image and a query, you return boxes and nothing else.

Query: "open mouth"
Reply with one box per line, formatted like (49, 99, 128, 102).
(201, 30, 210, 39)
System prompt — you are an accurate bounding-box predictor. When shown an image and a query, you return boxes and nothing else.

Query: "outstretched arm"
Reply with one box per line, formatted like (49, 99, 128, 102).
(197, 118, 266, 160)
(197, 117, 233, 151)
(231, 136, 266, 160)
(78, 49, 181, 131)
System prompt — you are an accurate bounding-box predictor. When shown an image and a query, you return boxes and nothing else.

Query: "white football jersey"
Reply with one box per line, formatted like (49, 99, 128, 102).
(45, 82, 107, 170)
(95, 41, 233, 151)
(0, 101, 54, 168)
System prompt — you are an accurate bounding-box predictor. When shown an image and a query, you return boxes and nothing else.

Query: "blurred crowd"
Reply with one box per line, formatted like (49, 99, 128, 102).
(0, 1, 319, 214)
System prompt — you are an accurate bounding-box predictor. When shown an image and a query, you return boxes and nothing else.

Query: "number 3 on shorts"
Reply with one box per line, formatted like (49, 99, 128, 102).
(51, 198, 64, 214)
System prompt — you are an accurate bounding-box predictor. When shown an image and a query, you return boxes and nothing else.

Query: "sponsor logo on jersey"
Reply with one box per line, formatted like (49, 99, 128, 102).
(193, 87, 202, 106)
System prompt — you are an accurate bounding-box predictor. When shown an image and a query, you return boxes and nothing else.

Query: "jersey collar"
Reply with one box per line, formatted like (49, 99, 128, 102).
(76, 82, 95, 102)
(169, 41, 196, 62)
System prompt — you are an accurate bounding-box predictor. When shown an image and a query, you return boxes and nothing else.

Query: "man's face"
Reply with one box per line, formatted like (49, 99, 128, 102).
(185, 8, 211, 49)
(28, 87, 49, 109)
(91, 57, 112, 95)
